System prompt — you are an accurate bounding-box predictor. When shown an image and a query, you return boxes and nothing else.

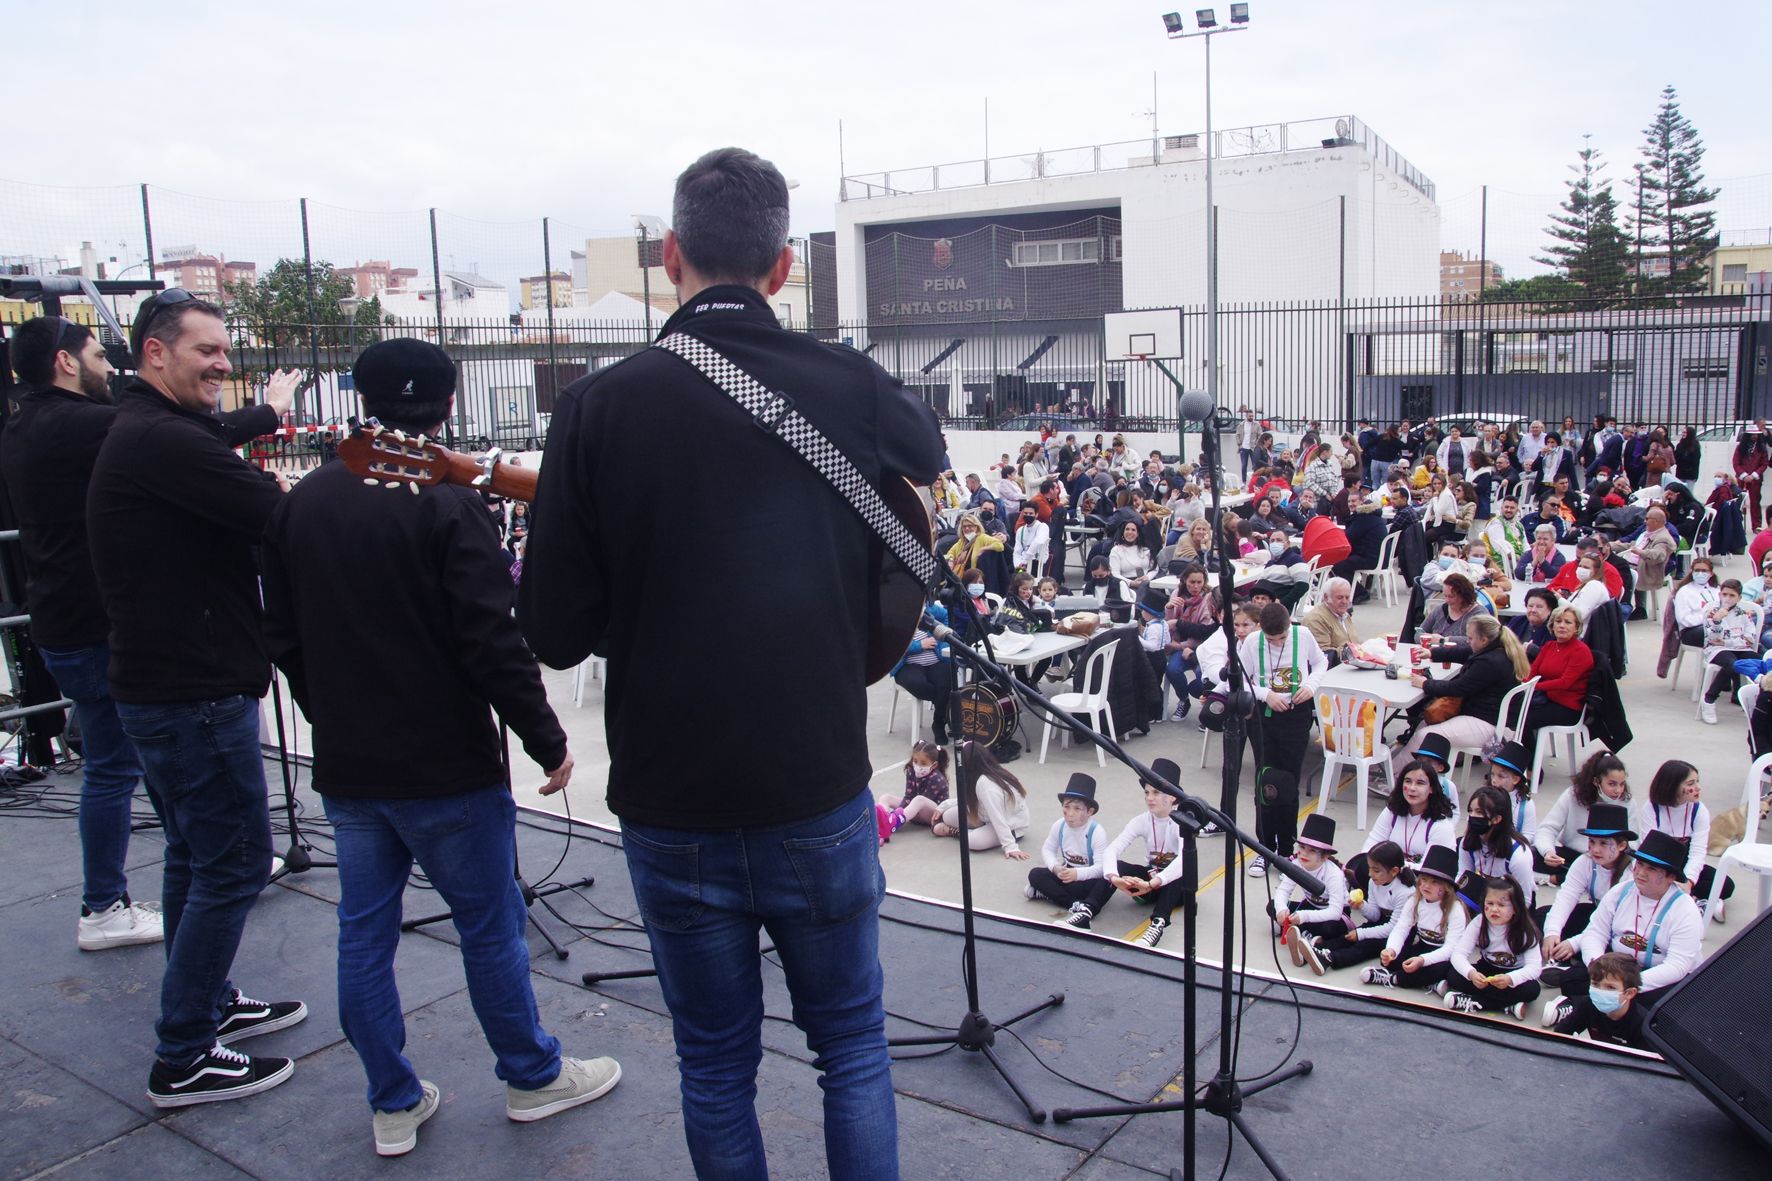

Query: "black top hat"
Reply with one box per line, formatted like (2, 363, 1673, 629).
(1298, 812, 1337, 853)
(353, 338, 457, 403)
(1138, 587, 1169, 616)
(1488, 741, 1530, 779)
(1417, 844, 1458, 883)
(1145, 758, 1182, 793)
(1632, 830, 1688, 877)
(1056, 773, 1099, 812)
(1577, 803, 1637, 841)
(1413, 732, 1453, 769)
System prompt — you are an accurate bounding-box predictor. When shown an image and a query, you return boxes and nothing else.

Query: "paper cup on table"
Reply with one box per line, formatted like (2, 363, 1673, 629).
(1384, 632, 1398, 649)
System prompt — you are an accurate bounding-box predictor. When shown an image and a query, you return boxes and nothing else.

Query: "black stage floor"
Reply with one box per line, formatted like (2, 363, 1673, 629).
(1, 763, 1762, 1180)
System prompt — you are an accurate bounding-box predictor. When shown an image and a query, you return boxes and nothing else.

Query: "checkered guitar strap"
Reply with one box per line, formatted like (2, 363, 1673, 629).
(653, 332, 940, 590)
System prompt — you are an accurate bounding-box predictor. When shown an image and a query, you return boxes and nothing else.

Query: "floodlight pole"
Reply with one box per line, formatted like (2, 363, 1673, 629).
(1167, 19, 1244, 485)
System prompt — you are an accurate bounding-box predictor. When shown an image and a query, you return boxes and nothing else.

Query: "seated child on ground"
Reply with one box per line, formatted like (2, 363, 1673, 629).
(1271, 814, 1349, 968)
(1362, 845, 1465, 991)
(879, 739, 949, 834)
(1103, 758, 1193, 949)
(1299, 841, 1412, 974)
(1030, 773, 1114, 926)
(1547, 952, 1654, 1049)
(1443, 876, 1543, 1019)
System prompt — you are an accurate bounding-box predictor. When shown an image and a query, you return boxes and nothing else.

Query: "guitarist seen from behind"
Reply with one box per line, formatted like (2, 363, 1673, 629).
(518, 147, 944, 1181)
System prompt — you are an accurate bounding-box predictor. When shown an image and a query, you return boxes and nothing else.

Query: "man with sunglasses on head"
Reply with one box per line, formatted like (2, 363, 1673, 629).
(1, 315, 296, 959)
(86, 290, 308, 1108)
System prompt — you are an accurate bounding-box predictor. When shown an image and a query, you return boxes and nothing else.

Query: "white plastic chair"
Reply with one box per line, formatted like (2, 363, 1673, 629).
(1040, 641, 1117, 767)
(885, 684, 931, 741)
(1668, 641, 1706, 696)
(1353, 529, 1402, 607)
(1447, 677, 1538, 789)
(1744, 682, 1763, 757)
(984, 592, 1005, 615)
(1705, 753, 1772, 921)
(1316, 688, 1390, 830)
(1691, 506, 1717, 563)
(1530, 704, 1590, 796)
(571, 655, 606, 707)
(1291, 558, 1330, 621)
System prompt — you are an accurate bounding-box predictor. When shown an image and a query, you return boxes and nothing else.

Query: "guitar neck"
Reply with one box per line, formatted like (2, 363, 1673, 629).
(438, 451, 538, 502)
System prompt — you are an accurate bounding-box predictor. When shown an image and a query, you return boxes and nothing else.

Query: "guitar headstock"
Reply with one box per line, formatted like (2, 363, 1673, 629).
(337, 420, 451, 493)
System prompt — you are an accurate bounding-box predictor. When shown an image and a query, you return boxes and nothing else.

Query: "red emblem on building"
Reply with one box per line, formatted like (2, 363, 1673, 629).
(932, 238, 954, 270)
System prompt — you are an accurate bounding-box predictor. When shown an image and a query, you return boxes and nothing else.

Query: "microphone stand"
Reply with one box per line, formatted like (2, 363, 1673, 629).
(1002, 411, 1318, 1181)
(885, 589, 1064, 1123)
(266, 672, 335, 885)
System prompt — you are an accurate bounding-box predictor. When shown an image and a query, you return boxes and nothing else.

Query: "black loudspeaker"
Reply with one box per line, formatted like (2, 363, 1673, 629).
(1645, 904, 1772, 1150)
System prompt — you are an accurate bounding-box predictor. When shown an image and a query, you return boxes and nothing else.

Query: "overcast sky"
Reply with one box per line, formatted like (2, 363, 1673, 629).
(6, 0, 1767, 281)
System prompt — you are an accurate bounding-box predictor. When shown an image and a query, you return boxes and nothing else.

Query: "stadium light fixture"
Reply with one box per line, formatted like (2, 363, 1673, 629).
(1196, 8, 1217, 28)
(1230, 3, 1249, 22)
(1162, 11, 1184, 33)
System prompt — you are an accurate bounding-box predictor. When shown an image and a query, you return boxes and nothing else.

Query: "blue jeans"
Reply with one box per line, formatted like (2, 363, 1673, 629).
(116, 695, 272, 1067)
(1165, 649, 1202, 698)
(622, 788, 896, 1181)
(38, 643, 143, 911)
(1368, 459, 1391, 490)
(1238, 447, 1254, 482)
(323, 785, 560, 1112)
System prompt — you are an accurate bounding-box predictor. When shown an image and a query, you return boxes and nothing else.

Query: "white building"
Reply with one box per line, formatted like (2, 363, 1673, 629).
(379, 271, 511, 337)
(831, 116, 1439, 420)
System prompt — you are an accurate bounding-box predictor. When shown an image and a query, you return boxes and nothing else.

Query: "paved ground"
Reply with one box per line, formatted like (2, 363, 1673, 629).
(1, 781, 1763, 1180)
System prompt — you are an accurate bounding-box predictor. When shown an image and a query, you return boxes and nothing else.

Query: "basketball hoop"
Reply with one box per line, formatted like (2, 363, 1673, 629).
(1125, 353, 1151, 364)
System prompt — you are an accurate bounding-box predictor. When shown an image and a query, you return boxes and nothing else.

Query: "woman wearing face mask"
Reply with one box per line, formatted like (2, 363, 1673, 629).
(1661, 557, 1718, 675)
(944, 510, 1003, 577)
(1011, 506, 1049, 576)
(1560, 553, 1612, 623)
(1080, 554, 1132, 608)
(947, 566, 995, 643)
(1521, 606, 1593, 756)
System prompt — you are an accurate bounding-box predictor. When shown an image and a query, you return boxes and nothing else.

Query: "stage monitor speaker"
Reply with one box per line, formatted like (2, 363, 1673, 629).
(1645, 903, 1772, 1151)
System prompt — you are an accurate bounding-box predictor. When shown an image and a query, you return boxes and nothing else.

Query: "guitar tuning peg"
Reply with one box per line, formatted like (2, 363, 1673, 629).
(363, 478, 381, 487)
(407, 482, 420, 496)
(392, 429, 408, 442)
(415, 434, 428, 447)
(385, 480, 402, 489)
(370, 424, 385, 437)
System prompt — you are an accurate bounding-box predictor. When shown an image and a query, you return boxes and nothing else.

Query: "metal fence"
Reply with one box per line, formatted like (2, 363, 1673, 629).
(222, 289, 1772, 476)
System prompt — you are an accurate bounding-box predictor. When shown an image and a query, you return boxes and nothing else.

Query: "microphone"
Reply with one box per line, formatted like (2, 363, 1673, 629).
(1180, 389, 1217, 424)
(930, 622, 958, 642)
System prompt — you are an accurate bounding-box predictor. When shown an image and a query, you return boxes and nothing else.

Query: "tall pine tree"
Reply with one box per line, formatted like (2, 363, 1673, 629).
(1631, 85, 1720, 296)
(1534, 135, 1630, 303)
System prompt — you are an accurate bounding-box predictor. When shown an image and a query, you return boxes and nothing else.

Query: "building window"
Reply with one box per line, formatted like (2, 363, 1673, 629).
(1682, 356, 1730, 381)
(1722, 263, 1748, 284)
(1591, 358, 1636, 375)
(1011, 238, 1101, 267)
(1109, 236, 1123, 261)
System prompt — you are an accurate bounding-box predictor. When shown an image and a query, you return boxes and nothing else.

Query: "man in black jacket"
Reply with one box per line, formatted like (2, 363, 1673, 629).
(519, 148, 943, 1180)
(2, 315, 294, 954)
(87, 291, 306, 1108)
(260, 339, 617, 1157)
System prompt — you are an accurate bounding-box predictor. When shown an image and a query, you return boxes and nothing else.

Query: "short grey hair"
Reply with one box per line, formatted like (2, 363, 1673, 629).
(1325, 577, 1353, 596)
(671, 147, 791, 282)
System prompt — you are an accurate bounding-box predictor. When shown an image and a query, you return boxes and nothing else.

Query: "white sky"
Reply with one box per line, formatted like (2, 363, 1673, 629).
(6, 0, 1768, 282)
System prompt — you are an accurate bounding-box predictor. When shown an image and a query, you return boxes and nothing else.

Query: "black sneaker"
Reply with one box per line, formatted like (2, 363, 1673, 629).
(216, 989, 308, 1045)
(147, 1043, 293, 1108)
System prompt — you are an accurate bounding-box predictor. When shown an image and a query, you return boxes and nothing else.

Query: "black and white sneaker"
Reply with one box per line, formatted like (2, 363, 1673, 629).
(1137, 917, 1169, 947)
(216, 989, 308, 1046)
(1361, 966, 1398, 988)
(1058, 903, 1094, 930)
(1299, 939, 1329, 975)
(1442, 992, 1480, 1014)
(1541, 996, 1575, 1029)
(148, 1043, 293, 1108)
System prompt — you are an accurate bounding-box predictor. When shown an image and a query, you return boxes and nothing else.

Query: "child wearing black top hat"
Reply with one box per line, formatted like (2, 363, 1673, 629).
(1298, 840, 1413, 974)
(1444, 875, 1543, 1019)
(1362, 844, 1466, 990)
(1408, 732, 1463, 819)
(1104, 758, 1194, 948)
(1484, 740, 1536, 852)
(1030, 774, 1115, 928)
(1537, 803, 1634, 990)
(1540, 828, 1704, 1027)
(1271, 814, 1349, 967)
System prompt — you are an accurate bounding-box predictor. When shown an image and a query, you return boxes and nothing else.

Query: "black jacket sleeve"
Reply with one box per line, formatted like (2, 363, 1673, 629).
(259, 500, 309, 712)
(440, 495, 569, 773)
(516, 380, 608, 669)
(219, 403, 280, 445)
(143, 420, 285, 540)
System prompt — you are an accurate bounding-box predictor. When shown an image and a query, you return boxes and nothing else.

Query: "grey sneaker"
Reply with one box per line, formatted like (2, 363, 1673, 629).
(506, 1056, 621, 1123)
(374, 1080, 440, 1157)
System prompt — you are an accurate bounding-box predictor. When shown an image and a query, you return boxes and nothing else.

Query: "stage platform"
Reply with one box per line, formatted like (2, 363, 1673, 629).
(0, 768, 1762, 1181)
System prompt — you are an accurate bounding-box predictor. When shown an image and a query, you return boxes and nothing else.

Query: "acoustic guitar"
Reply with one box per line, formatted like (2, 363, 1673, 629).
(336, 421, 933, 684)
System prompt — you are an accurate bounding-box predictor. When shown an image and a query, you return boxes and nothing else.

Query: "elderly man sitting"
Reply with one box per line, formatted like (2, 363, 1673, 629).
(1302, 577, 1360, 665)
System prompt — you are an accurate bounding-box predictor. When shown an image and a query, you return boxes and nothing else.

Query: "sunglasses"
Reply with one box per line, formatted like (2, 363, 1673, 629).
(130, 287, 199, 357)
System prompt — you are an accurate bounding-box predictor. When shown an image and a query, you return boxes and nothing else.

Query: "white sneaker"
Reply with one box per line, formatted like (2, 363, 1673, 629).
(1246, 856, 1268, 878)
(1700, 701, 1718, 725)
(506, 1056, 621, 1122)
(374, 1080, 441, 1157)
(1023, 883, 1039, 900)
(78, 897, 163, 951)
(1541, 996, 1574, 1029)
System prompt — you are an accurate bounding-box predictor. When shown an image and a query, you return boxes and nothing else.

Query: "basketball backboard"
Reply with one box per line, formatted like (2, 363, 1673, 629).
(1103, 308, 1182, 361)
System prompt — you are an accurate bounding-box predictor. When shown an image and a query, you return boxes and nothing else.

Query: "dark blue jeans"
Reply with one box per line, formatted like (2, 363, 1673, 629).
(38, 643, 144, 911)
(622, 788, 896, 1181)
(323, 785, 561, 1112)
(116, 695, 272, 1067)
